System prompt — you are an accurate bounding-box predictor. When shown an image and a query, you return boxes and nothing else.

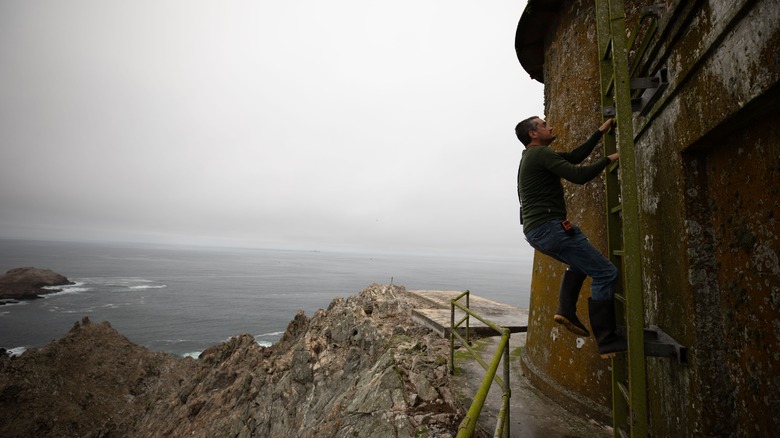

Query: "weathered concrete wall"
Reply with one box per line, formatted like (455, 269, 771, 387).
(519, 0, 614, 423)
(517, 0, 779, 435)
(633, 0, 780, 435)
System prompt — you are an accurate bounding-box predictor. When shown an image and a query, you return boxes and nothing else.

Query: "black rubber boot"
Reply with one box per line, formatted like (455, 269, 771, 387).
(553, 268, 590, 337)
(587, 298, 627, 358)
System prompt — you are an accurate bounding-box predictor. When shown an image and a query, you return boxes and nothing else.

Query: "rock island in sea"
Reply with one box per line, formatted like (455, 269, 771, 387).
(0, 283, 465, 438)
(0, 267, 75, 302)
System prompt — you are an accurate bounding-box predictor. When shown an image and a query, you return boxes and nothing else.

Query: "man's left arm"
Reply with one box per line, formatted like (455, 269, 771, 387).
(561, 119, 614, 164)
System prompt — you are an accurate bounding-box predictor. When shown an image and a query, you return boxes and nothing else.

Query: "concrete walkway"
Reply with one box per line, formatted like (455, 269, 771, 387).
(407, 290, 611, 438)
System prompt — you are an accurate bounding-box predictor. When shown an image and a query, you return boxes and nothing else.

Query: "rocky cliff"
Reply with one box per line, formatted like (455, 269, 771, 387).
(0, 267, 74, 300)
(0, 284, 465, 437)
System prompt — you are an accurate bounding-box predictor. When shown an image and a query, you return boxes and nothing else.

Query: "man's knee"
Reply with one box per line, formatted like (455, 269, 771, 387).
(590, 263, 619, 301)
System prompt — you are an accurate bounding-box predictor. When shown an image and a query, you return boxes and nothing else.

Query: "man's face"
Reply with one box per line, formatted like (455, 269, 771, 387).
(532, 118, 556, 145)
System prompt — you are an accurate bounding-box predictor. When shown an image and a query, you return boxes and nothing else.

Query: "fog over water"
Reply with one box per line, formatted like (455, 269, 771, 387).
(1, 1, 542, 260)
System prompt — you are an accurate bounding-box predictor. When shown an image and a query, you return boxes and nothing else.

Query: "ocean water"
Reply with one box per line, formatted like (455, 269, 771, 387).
(0, 239, 532, 358)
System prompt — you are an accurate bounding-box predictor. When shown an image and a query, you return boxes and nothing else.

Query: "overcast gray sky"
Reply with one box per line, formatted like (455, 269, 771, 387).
(0, 0, 542, 258)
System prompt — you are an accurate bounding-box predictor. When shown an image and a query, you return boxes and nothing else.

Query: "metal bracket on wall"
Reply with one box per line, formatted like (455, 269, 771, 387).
(644, 325, 687, 365)
(640, 5, 665, 19)
(604, 67, 669, 117)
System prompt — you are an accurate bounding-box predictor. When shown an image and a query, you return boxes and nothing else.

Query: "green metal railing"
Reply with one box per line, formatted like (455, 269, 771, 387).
(449, 290, 512, 438)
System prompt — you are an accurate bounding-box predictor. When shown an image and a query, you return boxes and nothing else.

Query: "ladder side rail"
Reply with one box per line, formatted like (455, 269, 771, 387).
(627, 7, 663, 83)
(594, 1, 630, 435)
(606, 0, 649, 436)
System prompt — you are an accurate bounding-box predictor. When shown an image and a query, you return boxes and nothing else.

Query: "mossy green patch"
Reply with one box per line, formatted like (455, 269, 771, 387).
(414, 426, 429, 437)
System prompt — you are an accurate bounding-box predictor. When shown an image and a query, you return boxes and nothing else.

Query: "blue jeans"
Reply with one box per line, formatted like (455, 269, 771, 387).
(525, 220, 619, 301)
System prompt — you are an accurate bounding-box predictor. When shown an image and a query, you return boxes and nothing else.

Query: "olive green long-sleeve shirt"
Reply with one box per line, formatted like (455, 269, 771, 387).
(517, 130, 610, 234)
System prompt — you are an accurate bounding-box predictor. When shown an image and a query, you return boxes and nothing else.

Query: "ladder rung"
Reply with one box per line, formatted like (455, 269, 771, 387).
(602, 38, 613, 61)
(611, 204, 623, 214)
(608, 160, 619, 174)
(603, 77, 615, 99)
(617, 381, 630, 403)
(617, 427, 630, 438)
(613, 249, 625, 257)
(615, 293, 626, 304)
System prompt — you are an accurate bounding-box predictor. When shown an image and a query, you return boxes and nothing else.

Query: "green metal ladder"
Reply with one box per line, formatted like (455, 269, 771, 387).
(595, 2, 687, 436)
(596, 0, 645, 433)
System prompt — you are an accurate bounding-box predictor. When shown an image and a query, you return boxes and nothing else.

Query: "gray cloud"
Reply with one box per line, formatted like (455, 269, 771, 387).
(1, 0, 541, 258)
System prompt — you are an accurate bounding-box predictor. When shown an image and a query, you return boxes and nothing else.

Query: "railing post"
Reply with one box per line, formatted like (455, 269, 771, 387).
(450, 298, 456, 375)
(493, 329, 512, 438)
(465, 290, 470, 345)
(456, 332, 510, 438)
(450, 291, 516, 437)
(503, 329, 511, 438)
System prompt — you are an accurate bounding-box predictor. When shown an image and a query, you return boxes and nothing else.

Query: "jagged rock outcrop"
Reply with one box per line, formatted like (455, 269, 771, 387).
(0, 267, 74, 300)
(0, 284, 464, 437)
(0, 316, 198, 436)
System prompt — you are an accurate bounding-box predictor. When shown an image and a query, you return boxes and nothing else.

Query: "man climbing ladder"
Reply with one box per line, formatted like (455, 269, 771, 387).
(515, 115, 627, 358)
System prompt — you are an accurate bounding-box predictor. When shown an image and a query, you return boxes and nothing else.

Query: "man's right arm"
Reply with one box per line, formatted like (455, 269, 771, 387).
(543, 147, 612, 184)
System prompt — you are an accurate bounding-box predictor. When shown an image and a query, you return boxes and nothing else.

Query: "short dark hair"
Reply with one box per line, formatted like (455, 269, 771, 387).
(515, 116, 539, 146)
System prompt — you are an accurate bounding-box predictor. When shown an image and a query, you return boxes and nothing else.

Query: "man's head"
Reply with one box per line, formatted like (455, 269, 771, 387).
(515, 116, 556, 146)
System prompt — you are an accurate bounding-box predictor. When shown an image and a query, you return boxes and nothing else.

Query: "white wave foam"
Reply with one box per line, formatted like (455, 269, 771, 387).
(182, 351, 201, 359)
(128, 284, 167, 290)
(211, 334, 280, 350)
(5, 346, 28, 357)
(105, 277, 152, 285)
(256, 331, 285, 338)
(254, 331, 284, 347)
(0, 299, 29, 309)
(48, 305, 96, 314)
(41, 282, 91, 296)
